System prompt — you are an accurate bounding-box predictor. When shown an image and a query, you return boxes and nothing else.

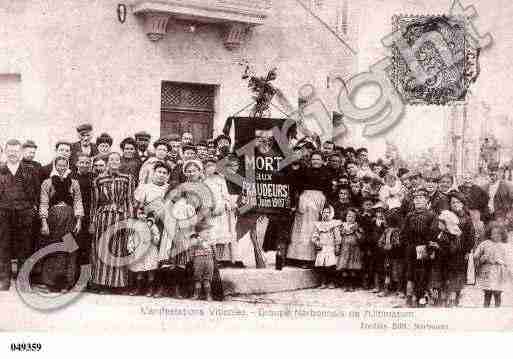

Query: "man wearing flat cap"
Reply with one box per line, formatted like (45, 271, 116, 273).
(482, 163, 513, 223)
(423, 169, 449, 215)
(134, 131, 154, 163)
(215, 134, 232, 159)
(400, 186, 437, 307)
(399, 170, 427, 217)
(71, 123, 98, 172)
(21, 140, 42, 172)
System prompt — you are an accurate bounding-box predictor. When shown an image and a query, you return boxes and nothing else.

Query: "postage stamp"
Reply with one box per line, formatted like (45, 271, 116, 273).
(389, 14, 481, 105)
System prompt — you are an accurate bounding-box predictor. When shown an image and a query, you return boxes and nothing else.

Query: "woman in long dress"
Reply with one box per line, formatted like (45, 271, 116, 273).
(39, 155, 84, 293)
(89, 152, 135, 294)
(158, 159, 212, 298)
(128, 161, 170, 297)
(287, 151, 331, 267)
(203, 157, 236, 267)
(447, 191, 476, 306)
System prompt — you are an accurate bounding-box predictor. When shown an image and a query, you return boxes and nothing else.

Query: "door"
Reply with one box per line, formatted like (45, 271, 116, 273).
(161, 110, 212, 141)
(160, 82, 215, 142)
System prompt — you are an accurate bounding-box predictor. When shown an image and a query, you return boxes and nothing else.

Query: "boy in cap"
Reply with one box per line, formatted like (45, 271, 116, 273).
(189, 222, 216, 301)
(196, 141, 209, 160)
(207, 138, 217, 157)
(134, 131, 154, 163)
(95, 133, 113, 156)
(401, 188, 437, 307)
(182, 144, 198, 161)
(215, 134, 232, 159)
(181, 132, 193, 146)
(71, 123, 98, 171)
(423, 169, 449, 215)
(21, 140, 41, 171)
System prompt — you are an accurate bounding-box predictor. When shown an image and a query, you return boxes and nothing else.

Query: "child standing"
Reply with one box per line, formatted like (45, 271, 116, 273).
(427, 210, 461, 307)
(190, 222, 216, 301)
(401, 188, 437, 307)
(359, 197, 375, 289)
(369, 202, 387, 294)
(474, 222, 511, 307)
(312, 206, 342, 289)
(127, 208, 161, 297)
(378, 211, 403, 297)
(333, 186, 352, 220)
(337, 208, 364, 291)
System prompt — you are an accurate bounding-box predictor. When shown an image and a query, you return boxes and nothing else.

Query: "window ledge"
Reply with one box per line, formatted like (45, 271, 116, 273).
(132, 0, 272, 48)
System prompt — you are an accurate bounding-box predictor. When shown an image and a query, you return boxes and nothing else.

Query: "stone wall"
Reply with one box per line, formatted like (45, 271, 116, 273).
(0, 0, 354, 162)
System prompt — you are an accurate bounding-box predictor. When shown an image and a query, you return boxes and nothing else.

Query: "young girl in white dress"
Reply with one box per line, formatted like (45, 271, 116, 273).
(311, 205, 342, 288)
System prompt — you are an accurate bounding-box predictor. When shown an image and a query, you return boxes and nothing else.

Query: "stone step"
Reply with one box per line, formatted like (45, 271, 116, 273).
(220, 267, 320, 296)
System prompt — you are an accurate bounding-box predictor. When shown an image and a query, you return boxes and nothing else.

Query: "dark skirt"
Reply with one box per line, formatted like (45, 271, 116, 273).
(446, 261, 467, 292)
(91, 210, 129, 288)
(41, 204, 77, 290)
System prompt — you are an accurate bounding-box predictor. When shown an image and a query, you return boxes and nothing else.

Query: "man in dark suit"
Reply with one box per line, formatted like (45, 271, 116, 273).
(134, 131, 154, 164)
(459, 172, 490, 224)
(482, 164, 513, 223)
(0, 139, 40, 290)
(40, 141, 72, 181)
(70, 123, 98, 171)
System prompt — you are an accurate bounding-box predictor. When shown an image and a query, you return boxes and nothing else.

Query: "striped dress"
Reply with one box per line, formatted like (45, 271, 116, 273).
(90, 172, 135, 288)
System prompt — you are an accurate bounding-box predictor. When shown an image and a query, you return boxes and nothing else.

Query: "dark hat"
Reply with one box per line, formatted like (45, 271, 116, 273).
(404, 169, 421, 180)
(207, 138, 216, 146)
(153, 160, 170, 173)
(413, 187, 429, 198)
(163, 134, 181, 143)
(488, 162, 500, 172)
(203, 156, 218, 165)
(134, 131, 151, 141)
(362, 195, 379, 204)
(192, 221, 214, 235)
(356, 147, 368, 154)
(373, 158, 385, 166)
(397, 167, 409, 178)
(372, 201, 387, 211)
(447, 190, 467, 206)
(5, 139, 21, 147)
(327, 151, 342, 159)
(215, 134, 231, 146)
(294, 137, 317, 151)
(76, 123, 93, 134)
(96, 133, 113, 146)
(22, 140, 37, 149)
(182, 144, 197, 153)
(120, 137, 137, 150)
(153, 138, 171, 151)
(344, 146, 356, 155)
(225, 152, 239, 164)
(423, 168, 441, 182)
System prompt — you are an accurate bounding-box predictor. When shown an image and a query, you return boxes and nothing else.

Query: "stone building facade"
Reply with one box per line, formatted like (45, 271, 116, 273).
(0, 0, 357, 162)
(1, 0, 508, 172)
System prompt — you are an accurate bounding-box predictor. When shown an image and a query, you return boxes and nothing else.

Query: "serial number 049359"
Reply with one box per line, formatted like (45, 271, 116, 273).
(10, 343, 42, 352)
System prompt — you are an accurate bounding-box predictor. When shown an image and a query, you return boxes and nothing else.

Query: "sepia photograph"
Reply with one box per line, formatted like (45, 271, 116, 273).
(1, 0, 513, 342)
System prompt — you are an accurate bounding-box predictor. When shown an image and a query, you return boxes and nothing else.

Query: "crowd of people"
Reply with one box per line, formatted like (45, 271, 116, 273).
(0, 123, 512, 307)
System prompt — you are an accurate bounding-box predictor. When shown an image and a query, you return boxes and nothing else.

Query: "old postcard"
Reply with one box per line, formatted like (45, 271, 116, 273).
(1, 0, 513, 339)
